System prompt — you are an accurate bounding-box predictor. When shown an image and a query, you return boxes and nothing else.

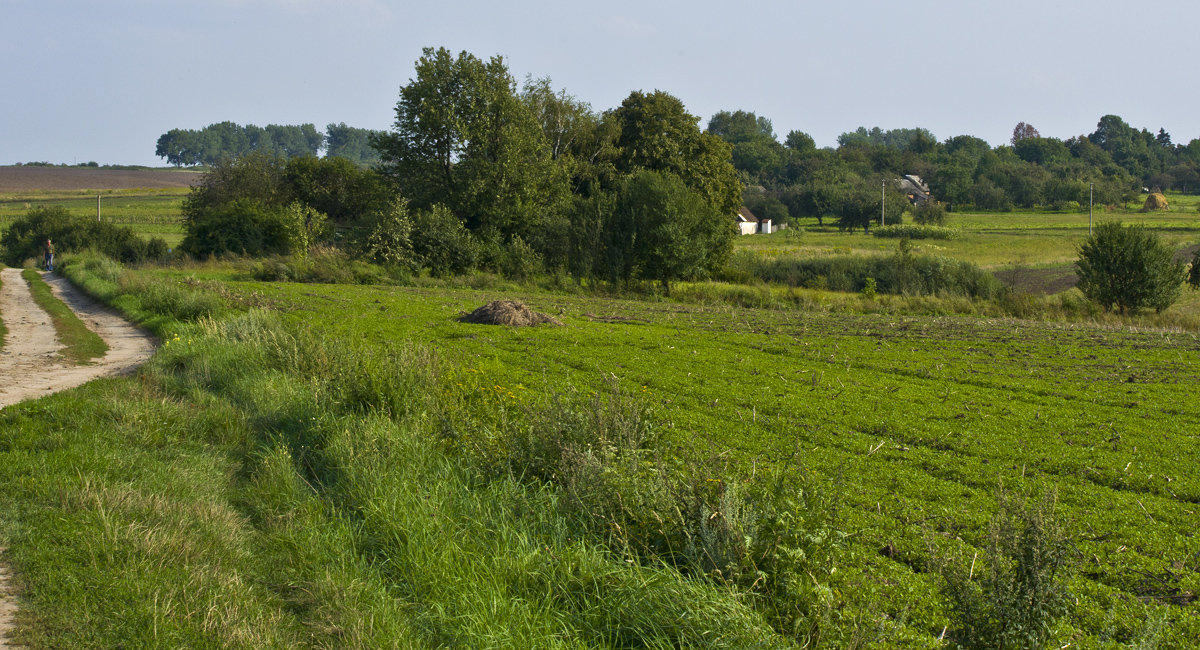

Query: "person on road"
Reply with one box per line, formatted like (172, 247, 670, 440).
(44, 238, 54, 271)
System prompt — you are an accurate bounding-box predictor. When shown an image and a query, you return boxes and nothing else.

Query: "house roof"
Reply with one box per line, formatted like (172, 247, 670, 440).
(736, 207, 758, 223)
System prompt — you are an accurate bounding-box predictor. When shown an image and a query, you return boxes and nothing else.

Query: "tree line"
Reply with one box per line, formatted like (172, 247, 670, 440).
(155, 122, 381, 167)
(180, 47, 743, 293)
(171, 46, 1198, 304)
(718, 113, 1200, 230)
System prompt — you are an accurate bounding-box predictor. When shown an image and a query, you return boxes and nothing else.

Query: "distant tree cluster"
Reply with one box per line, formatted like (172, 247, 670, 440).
(156, 123, 384, 167)
(706, 113, 1200, 231)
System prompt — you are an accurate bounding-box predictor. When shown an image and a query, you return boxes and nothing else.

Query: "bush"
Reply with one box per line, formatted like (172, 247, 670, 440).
(410, 203, 479, 276)
(723, 250, 1002, 299)
(362, 197, 414, 267)
(180, 199, 312, 258)
(872, 224, 959, 240)
(912, 202, 947, 226)
(933, 488, 1072, 649)
(0, 206, 168, 266)
(1075, 221, 1186, 313)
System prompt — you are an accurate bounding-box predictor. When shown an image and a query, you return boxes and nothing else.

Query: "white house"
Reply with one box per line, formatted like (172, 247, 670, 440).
(736, 207, 767, 235)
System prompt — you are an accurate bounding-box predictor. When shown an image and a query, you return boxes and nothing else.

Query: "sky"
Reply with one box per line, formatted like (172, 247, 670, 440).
(3, 0, 1198, 167)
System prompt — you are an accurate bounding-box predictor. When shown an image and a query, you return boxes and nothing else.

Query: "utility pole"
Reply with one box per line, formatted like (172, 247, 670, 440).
(881, 179, 887, 227)
(1089, 182, 1094, 236)
(97, 194, 101, 222)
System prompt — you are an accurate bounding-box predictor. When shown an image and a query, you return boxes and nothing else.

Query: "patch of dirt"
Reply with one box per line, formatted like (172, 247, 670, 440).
(0, 166, 202, 192)
(0, 267, 157, 647)
(994, 264, 1078, 295)
(458, 300, 564, 327)
(0, 549, 15, 649)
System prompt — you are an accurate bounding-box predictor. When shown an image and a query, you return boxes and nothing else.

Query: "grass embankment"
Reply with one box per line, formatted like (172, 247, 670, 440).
(19, 267, 107, 363)
(0, 255, 796, 648)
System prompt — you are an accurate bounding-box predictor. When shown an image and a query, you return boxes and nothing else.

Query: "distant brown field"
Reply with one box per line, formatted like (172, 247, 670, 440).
(0, 166, 202, 192)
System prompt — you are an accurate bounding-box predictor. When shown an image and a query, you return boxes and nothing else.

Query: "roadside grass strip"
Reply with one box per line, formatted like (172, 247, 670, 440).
(20, 266, 107, 364)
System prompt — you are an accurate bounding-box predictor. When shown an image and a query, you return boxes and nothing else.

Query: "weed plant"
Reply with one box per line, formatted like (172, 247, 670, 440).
(932, 487, 1073, 649)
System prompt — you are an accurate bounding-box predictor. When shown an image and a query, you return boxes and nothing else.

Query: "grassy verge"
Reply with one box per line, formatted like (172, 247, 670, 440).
(20, 266, 107, 363)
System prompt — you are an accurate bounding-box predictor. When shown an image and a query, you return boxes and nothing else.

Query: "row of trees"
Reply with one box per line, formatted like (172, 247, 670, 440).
(183, 47, 742, 292)
(708, 111, 1200, 229)
(156, 122, 381, 167)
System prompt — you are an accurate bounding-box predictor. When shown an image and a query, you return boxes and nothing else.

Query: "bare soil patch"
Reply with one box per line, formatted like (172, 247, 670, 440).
(458, 300, 564, 327)
(0, 166, 202, 192)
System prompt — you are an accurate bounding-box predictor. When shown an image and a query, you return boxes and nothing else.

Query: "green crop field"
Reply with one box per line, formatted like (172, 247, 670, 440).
(739, 194, 1200, 272)
(0, 188, 187, 246)
(2, 251, 1198, 646)
(183, 275, 1196, 645)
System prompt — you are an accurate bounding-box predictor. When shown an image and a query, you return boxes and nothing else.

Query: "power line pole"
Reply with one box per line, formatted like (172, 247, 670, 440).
(97, 194, 101, 222)
(881, 179, 887, 227)
(1089, 182, 1094, 236)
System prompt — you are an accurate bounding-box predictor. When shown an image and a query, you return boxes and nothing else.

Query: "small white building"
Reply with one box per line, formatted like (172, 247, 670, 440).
(736, 207, 761, 235)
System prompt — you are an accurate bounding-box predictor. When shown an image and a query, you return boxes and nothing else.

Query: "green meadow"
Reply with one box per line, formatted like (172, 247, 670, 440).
(738, 194, 1200, 272)
(1, 251, 1196, 647)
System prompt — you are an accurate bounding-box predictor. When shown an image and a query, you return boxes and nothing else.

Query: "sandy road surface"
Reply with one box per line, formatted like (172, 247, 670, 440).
(0, 267, 156, 647)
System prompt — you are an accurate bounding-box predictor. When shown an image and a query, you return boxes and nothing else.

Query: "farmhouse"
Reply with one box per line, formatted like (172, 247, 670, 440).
(736, 207, 772, 235)
(896, 174, 931, 205)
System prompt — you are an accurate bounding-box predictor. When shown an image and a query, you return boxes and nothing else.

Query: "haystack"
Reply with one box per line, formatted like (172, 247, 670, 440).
(458, 300, 564, 327)
(1142, 192, 1169, 211)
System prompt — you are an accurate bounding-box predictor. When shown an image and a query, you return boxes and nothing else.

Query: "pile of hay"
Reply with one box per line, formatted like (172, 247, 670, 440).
(1143, 192, 1169, 211)
(458, 300, 564, 327)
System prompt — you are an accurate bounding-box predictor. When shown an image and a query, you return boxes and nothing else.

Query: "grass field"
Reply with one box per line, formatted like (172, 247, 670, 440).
(5, 258, 1182, 645)
(216, 279, 1198, 642)
(2, 180, 1200, 644)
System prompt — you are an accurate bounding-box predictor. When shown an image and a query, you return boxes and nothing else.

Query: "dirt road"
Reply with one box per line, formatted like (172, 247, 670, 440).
(0, 266, 156, 647)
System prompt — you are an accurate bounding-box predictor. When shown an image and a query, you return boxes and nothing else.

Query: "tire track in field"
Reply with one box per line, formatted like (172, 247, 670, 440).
(0, 266, 157, 648)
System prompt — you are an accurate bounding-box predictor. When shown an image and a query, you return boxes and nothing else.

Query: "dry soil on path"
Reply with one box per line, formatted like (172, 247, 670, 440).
(0, 266, 156, 647)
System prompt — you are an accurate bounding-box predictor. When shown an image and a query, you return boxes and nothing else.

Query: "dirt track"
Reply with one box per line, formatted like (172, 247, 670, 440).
(0, 267, 156, 647)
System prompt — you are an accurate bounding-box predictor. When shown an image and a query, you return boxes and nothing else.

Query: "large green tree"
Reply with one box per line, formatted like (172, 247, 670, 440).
(1076, 221, 1186, 313)
(610, 91, 742, 217)
(373, 47, 567, 240)
(602, 170, 734, 292)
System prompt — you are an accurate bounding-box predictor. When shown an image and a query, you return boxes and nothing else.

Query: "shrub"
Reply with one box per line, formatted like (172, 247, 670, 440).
(362, 197, 414, 267)
(410, 203, 478, 276)
(912, 201, 947, 226)
(722, 250, 1001, 299)
(0, 206, 168, 266)
(872, 224, 959, 240)
(181, 199, 311, 258)
(933, 488, 1073, 650)
(1075, 221, 1186, 313)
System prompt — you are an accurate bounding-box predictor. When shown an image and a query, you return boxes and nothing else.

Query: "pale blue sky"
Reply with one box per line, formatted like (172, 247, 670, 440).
(3, 0, 1197, 166)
